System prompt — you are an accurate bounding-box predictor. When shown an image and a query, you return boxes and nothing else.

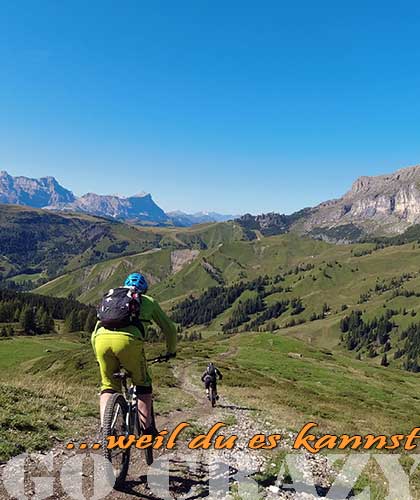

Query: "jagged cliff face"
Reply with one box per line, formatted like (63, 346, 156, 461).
(300, 165, 420, 236)
(0, 171, 75, 207)
(0, 171, 168, 224)
(56, 192, 169, 223)
(0, 171, 232, 226)
(3, 165, 420, 236)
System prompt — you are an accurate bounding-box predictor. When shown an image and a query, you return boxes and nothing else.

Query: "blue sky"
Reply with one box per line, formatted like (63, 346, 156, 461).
(1, 1, 420, 214)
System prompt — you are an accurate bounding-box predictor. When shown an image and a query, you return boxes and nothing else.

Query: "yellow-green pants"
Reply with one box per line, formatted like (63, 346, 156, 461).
(92, 333, 152, 393)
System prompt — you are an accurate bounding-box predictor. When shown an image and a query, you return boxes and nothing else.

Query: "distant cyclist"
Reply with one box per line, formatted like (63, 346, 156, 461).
(201, 362, 223, 400)
(91, 272, 177, 435)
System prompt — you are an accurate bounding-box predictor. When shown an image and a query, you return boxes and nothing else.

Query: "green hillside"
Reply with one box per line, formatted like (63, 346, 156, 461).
(0, 204, 251, 291)
(4, 220, 420, 499)
(36, 232, 334, 303)
(3, 330, 420, 462)
(36, 248, 180, 303)
(0, 205, 160, 283)
(34, 225, 420, 373)
(167, 237, 420, 372)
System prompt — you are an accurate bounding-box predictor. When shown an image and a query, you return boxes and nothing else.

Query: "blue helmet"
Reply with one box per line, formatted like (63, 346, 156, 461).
(124, 272, 148, 293)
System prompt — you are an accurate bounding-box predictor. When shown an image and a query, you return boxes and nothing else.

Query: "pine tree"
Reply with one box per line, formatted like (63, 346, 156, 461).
(41, 311, 54, 334)
(310, 312, 318, 322)
(340, 316, 349, 332)
(368, 346, 377, 358)
(383, 340, 392, 353)
(19, 306, 36, 334)
(77, 310, 88, 331)
(14, 307, 21, 322)
(35, 307, 46, 334)
(84, 311, 97, 333)
(64, 310, 79, 333)
(266, 320, 276, 331)
(381, 353, 389, 367)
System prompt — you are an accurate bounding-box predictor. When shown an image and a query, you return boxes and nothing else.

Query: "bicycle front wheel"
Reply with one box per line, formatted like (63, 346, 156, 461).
(144, 405, 155, 466)
(133, 401, 154, 466)
(103, 394, 130, 487)
(210, 387, 216, 407)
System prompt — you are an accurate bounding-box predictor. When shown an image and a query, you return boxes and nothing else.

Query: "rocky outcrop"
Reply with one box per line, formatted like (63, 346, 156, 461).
(236, 209, 312, 237)
(300, 165, 420, 237)
(52, 192, 169, 224)
(0, 171, 169, 224)
(0, 171, 75, 207)
(170, 249, 200, 274)
(0, 171, 234, 226)
(235, 165, 420, 241)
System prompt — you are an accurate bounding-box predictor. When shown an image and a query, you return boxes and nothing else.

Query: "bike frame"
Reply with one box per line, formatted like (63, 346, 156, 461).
(115, 354, 169, 435)
(116, 376, 139, 436)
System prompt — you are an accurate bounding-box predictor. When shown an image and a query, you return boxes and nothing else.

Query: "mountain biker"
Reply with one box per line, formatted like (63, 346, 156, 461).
(201, 362, 223, 400)
(91, 272, 177, 435)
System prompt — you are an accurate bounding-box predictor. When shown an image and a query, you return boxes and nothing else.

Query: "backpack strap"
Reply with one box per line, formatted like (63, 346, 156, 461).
(132, 317, 146, 338)
(132, 294, 146, 338)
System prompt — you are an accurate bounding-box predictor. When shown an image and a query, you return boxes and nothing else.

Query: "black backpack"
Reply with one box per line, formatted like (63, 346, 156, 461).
(97, 287, 143, 332)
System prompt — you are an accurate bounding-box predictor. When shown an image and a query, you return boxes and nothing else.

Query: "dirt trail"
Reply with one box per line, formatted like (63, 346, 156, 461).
(0, 357, 334, 500)
(108, 357, 333, 499)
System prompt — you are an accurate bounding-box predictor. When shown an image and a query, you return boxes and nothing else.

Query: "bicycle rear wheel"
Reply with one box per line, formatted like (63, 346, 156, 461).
(103, 394, 130, 487)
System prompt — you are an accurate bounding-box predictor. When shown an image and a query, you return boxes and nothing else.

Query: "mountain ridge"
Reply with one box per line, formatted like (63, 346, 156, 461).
(0, 170, 75, 207)
(50, 192, 169, 224)
(167, 210, 236, 226)
(235, 164, 420, 242)
(0, 171, 234, 226)
(300, 163, 420, 239)
(4, 163, 420, 236)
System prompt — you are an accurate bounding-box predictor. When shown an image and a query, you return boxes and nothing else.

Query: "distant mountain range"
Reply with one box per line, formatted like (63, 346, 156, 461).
(167, 210, 237, 226)
(0, 171, 235, 226)
(2, 164, 420, 237)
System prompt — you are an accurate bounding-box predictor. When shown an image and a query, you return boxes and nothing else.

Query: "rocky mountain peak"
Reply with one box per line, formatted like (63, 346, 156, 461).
(301, 164, 420, 239)
(48, 190, 168, 223)
(0, 171, 75, 208)
(347, 165, 420, 197)
(0, 171, 234, 226)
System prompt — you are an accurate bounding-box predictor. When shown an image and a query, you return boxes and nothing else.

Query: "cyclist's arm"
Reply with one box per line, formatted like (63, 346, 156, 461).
(151, 300, 177, 354)
(216, 368, 223, 380)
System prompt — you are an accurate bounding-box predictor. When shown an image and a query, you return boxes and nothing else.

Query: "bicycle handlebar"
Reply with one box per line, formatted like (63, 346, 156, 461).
(113, 354, 175, 382)
(147, 353, 176, 364)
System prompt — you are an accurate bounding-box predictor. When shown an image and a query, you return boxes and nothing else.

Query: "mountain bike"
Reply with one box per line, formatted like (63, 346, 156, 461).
(207, 382, 219, 408)
(209, 384, 217, 407)
(102, 354, 170, 487)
